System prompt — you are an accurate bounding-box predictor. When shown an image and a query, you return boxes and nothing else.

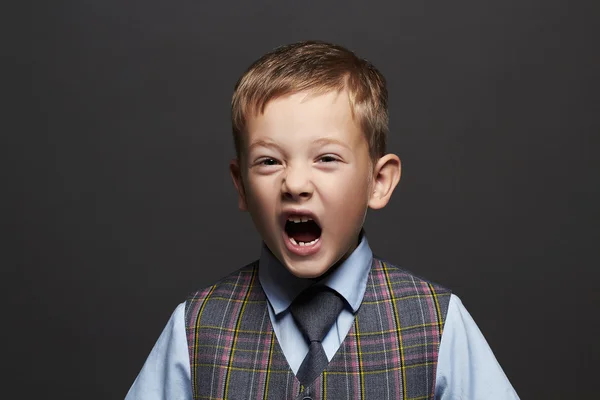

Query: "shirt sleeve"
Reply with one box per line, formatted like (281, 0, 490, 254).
(435, 294, 519, 399)
(125, 302, 193, 400)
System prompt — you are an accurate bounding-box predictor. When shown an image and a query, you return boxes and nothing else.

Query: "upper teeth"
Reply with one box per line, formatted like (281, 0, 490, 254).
(288, 216, 312, 223)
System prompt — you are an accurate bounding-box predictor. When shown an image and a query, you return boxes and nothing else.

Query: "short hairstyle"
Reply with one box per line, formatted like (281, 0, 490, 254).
(231, 41, 388, 161)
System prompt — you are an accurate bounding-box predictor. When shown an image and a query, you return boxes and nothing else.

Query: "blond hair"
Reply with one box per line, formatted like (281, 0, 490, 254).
(231, 41, 388, 160)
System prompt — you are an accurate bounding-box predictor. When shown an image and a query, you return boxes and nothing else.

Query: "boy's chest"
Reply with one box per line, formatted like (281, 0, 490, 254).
(186, 260, 451, 399)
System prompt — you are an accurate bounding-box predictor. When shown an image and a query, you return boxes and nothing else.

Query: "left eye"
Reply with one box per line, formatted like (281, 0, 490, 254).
(259, 158, 279, 166)
(318, 155, 339, 163)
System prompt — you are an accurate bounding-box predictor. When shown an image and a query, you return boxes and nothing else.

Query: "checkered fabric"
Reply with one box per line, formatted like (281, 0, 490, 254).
(185, 258, 451, 400)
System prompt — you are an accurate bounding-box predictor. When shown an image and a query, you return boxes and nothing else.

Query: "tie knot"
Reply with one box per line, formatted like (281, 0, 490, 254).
(289, 285, 345, 342)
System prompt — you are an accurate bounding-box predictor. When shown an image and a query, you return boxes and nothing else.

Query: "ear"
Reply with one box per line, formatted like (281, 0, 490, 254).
(229, 158, 248, 211)
(368, 154, 401, 210)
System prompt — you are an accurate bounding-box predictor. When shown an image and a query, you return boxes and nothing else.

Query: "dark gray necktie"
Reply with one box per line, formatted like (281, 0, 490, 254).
(289, 285, 345, 386)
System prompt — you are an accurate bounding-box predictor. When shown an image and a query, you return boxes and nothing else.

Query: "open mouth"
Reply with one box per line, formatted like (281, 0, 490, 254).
(284, 215, 322, 247)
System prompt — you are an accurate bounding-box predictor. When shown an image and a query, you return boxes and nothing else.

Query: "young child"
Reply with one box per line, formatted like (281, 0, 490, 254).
(126, 41, 519, 399)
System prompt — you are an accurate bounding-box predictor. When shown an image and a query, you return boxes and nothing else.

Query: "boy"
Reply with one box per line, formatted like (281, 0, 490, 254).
(126, 41, 519, 399)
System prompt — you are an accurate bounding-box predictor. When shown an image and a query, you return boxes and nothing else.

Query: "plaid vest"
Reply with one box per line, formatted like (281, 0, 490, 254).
(185, 258, 451, 400)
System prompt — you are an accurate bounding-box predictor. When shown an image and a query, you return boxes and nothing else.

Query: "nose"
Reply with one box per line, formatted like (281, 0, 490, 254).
(282, 164, 313, 201)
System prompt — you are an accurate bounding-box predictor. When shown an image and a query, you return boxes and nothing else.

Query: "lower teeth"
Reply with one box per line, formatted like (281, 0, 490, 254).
(289, 237, 319, 247)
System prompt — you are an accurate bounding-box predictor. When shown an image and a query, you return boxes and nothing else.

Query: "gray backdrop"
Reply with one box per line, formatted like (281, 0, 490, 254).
(14, 0, 599, 398)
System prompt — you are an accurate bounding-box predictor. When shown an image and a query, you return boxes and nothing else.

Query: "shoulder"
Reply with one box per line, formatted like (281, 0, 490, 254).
(183, 260, 261, 324)
(369, 257, 452, 323)
(372, 256, 452, 295)
(436, 294, 520, 398)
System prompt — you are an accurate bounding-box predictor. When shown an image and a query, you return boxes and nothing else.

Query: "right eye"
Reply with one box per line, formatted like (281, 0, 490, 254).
(257, 158, 280, 166)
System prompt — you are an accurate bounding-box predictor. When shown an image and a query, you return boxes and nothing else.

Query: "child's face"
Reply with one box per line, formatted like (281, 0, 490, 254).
(231, 90, 399, 278)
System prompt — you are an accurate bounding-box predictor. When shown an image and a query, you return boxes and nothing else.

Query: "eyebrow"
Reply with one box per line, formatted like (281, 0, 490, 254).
(312, 137, 352, 150)
(247, 137, 352, 153)
(248, 140, 283, 153)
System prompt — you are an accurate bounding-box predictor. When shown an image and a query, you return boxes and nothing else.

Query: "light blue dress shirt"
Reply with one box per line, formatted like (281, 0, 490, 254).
(126, 236, 519, 399)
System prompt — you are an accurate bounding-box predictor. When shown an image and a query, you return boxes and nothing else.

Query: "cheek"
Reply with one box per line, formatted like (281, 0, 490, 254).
(246, 179, 277, 214)
(343, 167, 371, 196)
(322, 171, 370, 214)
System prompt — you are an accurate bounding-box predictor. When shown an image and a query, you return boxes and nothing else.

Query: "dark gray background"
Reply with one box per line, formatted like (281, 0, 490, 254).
(14, 0, 598, 398)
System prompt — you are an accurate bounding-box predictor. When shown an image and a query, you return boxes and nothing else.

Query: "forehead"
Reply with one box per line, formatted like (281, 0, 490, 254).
(245, 90, 365, 149)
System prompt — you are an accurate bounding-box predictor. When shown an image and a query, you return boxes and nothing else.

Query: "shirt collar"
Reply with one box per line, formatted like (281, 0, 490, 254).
(259, 232, 373, 316)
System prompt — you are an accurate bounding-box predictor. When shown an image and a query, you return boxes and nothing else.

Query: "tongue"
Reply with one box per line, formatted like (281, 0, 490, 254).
(287, 221, 321, 243)
(290, 231, 319, 243)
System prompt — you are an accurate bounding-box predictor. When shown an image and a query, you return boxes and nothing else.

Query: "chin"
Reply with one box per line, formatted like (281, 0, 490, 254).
(284, 260, 332, 279)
